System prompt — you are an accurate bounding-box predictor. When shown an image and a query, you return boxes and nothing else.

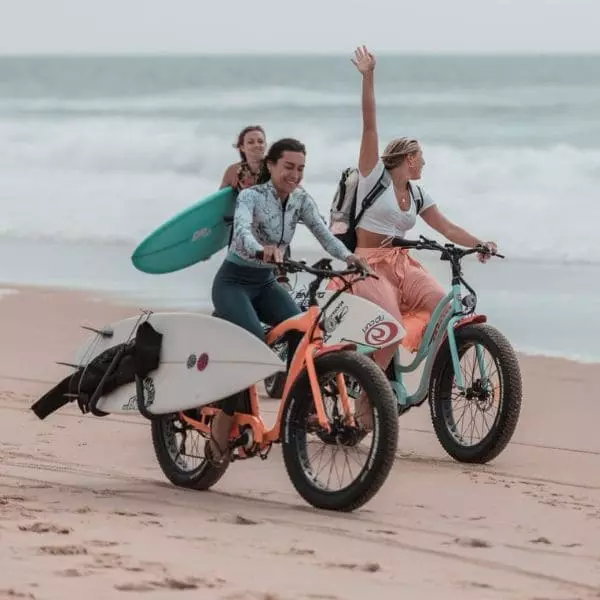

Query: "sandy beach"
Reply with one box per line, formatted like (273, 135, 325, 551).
(1, 285, 599, 600)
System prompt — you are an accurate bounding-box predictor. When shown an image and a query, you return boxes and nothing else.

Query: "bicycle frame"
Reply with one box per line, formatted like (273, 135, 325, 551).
(179, 273, 360, 454)
(386, 275, 487, 410)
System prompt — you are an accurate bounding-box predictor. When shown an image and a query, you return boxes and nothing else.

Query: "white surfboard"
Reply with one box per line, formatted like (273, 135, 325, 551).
(72, 312, 285, 416)
(317, 291, 405, 350)
(282, 274, 405, 350)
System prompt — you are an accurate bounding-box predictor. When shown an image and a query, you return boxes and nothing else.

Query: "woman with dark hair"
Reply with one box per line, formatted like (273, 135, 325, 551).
(208, 137, 368, 464)
(219, 125, 266, 190)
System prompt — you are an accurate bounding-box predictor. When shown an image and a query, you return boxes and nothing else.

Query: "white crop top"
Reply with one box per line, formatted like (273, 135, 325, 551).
(356, 159, 436, 238)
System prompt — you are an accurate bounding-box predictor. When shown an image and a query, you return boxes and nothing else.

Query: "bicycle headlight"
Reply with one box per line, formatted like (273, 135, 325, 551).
(462, 294, 476, 310)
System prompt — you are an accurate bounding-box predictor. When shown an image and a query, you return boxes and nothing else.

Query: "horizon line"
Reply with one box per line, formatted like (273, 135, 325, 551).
(1, 50, 599, 58)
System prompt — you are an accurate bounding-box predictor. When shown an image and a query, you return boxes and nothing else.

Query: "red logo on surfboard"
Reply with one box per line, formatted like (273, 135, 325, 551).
(196, 353, 209, 372)
(364, 321, 399, 346)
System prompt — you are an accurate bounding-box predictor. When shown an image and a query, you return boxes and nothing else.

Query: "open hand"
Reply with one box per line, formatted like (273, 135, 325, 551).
(351, 45, 376, 75)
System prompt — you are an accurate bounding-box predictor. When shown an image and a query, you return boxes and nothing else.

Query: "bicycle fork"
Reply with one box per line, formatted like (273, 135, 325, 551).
(447, 317, 490, 393)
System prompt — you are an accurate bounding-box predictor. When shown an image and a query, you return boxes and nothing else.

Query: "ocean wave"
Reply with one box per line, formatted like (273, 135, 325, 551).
(2, 84, 600, 114)
(0, 116, 597, 265)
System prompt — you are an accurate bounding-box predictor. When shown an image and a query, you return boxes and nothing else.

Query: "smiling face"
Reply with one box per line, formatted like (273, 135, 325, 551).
(268, 150, 306, 197)
(239, 128, 266, 163)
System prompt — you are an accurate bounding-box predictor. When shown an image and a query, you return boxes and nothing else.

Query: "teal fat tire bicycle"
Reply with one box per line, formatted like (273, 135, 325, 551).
(265, 236, 522, 465)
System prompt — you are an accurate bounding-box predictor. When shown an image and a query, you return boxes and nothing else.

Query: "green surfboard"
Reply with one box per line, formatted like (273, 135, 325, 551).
(131, 187, 237, 274)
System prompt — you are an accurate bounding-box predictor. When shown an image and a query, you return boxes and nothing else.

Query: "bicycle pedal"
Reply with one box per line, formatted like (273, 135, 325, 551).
(259, 446, 273, 461)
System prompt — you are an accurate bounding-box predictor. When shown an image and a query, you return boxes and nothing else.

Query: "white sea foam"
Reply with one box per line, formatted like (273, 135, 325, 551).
(0, 122, 600, 262)
(0, 115, 594, 264)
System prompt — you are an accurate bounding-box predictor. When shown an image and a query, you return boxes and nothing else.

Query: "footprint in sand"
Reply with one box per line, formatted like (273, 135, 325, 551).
(39, 545, 88, 556)
(288, 547, 315, 556)
(458, 581, 495, 590)
(114, 582, 155, 592)
(0, 590, 36, 599)
(55, 568, 88, 578)
(223, 594, 281, 600)
(450, 537, 492, 549)
(92, 552, 126, 567)
(368, 529, 397, 536)
(18, 523, 71, 535)
(209, 515, 260, 526)
(114, 577, 225, 592)
(140, 520, 163, 528)
(529, 537, 552, 545)
(324, 562, 381, 573)
(87, 540, 120, 548)
(0, 496, 26, 504)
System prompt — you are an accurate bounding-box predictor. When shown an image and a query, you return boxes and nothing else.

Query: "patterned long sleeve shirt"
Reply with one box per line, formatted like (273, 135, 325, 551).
(229, 181, 352, 265)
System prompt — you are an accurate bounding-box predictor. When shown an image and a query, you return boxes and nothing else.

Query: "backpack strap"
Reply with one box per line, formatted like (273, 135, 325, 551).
(335, 167, 354, 212)
(409, 182, 425, 214)
(352, 168, 391, 227)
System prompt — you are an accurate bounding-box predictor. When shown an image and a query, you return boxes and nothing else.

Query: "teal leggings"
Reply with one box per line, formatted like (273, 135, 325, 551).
(211, 258, 302, 414)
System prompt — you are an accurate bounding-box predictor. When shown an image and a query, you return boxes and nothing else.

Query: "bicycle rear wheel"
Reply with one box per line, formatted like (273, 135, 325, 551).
(151, 412, 228, 490)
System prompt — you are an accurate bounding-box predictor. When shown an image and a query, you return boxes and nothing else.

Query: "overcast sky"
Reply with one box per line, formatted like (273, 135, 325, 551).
(0, 0, 597, 55)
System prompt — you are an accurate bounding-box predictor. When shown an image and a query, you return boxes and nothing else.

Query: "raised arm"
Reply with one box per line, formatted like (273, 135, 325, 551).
(351, 46, 379, 177)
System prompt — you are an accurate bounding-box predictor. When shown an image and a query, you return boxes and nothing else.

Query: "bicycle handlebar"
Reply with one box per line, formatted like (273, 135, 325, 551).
(390, 235, 505, 259)
(254, 252, 374, 279)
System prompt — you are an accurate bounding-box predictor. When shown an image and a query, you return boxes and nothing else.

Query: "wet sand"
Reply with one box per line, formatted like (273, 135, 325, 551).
(1, 286, 599, 600)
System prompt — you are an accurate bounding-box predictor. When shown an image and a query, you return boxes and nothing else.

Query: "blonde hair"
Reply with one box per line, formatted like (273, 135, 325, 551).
(381, 137, 420, 169)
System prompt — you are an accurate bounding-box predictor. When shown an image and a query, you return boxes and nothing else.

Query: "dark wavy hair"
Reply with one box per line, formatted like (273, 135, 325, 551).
(257, 138, 307, 184)
(235, 125, 266, 162)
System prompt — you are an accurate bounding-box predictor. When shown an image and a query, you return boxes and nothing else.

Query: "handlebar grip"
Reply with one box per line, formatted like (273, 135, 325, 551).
(255, 250, 264, 261)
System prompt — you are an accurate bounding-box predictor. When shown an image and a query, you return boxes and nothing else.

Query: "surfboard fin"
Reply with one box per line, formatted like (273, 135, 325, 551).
(55, 361, 83, 369)
(80, 325, 114, 338)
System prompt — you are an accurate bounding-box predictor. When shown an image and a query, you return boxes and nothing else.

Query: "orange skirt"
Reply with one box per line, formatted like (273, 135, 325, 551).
(329, 247, 445, 352)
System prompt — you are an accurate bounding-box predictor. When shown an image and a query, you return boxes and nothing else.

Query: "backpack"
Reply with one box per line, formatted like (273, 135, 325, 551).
(329, 167, 425, 252)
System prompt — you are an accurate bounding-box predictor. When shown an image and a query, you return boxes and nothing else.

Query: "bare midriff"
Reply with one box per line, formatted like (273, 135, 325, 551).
(355, 227, 391, 249)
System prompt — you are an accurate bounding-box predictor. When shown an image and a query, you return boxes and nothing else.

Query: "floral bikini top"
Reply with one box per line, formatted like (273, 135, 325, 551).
(235, 161, 262, 190)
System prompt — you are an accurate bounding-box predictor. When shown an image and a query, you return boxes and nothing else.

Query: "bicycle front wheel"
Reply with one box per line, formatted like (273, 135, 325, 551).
(281, 350, 398, 512)
(429, 323, 522, 463)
